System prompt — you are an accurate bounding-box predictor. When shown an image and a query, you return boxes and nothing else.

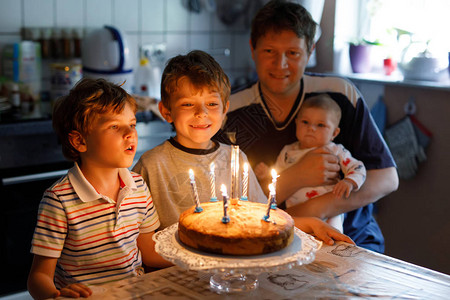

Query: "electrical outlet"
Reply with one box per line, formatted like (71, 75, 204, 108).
(140, 43, 167, 63)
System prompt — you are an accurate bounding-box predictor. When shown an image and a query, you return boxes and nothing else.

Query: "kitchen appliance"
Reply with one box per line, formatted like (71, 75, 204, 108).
(398, 40, 448, 82)
(82, 25, 134, 92)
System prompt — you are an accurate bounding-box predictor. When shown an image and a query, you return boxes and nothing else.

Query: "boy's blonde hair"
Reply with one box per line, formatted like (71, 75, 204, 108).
(52, 78, 137, 163)
(160, 50, 230, 110)
(300, 94, 342, 126)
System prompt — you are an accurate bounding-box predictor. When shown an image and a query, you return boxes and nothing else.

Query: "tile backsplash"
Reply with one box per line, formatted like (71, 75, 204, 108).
(0, 0, 255, 88)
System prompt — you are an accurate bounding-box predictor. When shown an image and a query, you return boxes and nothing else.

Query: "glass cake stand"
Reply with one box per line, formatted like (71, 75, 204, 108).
(153, 223, 321, 294)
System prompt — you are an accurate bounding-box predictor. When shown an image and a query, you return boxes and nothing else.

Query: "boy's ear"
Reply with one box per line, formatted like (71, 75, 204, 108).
(69, 131, 87, 153)
(158, 101, 173, 123)
(224, 101, 230, 113)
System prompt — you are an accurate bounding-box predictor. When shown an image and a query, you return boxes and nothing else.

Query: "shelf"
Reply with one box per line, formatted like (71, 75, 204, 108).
(331, 72, 450, 92)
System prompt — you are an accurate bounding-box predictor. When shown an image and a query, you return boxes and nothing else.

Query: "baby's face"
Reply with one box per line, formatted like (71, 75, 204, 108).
(295, 107, 340, 149)
(161, 77, 229, 149)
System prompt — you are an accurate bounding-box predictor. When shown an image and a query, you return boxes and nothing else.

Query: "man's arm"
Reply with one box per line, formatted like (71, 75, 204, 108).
(286, 167, 399, 218)
(294, 217, 355, 246)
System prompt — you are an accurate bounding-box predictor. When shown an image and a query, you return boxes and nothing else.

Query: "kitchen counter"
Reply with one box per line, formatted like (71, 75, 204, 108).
(333, 71, 450, 91)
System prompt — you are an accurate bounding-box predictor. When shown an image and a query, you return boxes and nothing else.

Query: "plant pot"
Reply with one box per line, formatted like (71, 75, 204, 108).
(349, 44, 372, 73)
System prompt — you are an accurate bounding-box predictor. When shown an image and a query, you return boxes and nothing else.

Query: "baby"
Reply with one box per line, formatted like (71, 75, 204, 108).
(256, 94, 366, 232)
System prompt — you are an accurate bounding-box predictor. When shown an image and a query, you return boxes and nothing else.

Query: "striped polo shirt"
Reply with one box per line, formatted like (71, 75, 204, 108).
(30, 163, 160, 288)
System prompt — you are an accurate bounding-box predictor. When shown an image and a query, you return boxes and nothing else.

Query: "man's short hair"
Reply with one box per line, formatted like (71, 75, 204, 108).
(250, 0, 317, 54)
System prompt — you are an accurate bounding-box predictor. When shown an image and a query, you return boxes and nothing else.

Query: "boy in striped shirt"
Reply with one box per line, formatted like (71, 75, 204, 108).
(28, 78, 170, 300)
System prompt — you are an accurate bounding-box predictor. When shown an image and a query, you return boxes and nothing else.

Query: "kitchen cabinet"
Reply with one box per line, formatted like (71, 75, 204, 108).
(348, 77, 450, 275)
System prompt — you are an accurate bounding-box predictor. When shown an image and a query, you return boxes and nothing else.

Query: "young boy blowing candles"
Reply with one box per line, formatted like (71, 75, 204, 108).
(132, 50, 354, 246)
(27, 78, 170, 300)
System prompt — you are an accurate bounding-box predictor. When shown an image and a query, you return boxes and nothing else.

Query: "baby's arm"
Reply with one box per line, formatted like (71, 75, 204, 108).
(28, 255, 92, 299)
(334, 144, 367, 199)
(293, 216, 354, 246)
(333, 178, 357, 199)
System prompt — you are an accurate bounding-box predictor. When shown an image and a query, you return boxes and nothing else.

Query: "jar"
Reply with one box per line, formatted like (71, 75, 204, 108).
(50, 63, 82, 104)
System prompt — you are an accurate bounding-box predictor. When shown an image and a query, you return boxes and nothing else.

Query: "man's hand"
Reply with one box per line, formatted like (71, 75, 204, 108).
(294, 216, 355, 246)
(254, 162, 271, 181)
(299, 146, 340, 187)
(274, 146, 340, 203)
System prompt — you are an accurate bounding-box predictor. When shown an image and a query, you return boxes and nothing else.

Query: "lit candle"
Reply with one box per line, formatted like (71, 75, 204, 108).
(271, 169, 278, 188)
(209, 162, 217, 202)
(263, 183, 276, 222)
(221, 184, 230, 223)
(241, 163, 249, 201)
(270, 169, 279, 209)
(188, 169, 203, 213)
(230, 145, 239, 203)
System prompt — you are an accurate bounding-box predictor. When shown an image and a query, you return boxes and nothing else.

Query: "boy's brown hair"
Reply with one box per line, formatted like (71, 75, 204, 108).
(251, 0, 317, 55)
(299, 94, 342, 126)
(160, 50, 230, 110)
(52, 78, 137, 163)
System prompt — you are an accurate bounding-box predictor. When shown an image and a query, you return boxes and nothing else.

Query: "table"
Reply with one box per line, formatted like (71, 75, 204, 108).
(59, 242, 450, 299)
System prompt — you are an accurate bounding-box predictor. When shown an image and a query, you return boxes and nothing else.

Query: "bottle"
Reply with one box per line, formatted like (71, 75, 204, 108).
(72, 28, 83, 59)
(10, 82, 21, 108)
(51, 28, 63, 60)
(134, 58, 152, 97)
(62, 28, 74, 60)
(150, 64, 161, 100)
(39, 27, 52, 59)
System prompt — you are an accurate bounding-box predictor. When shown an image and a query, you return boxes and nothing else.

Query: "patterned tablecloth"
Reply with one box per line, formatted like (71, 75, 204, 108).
(57, 242, 450, 299)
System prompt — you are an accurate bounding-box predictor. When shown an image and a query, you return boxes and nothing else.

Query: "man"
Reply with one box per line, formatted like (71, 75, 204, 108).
(215, 0, 398, 253)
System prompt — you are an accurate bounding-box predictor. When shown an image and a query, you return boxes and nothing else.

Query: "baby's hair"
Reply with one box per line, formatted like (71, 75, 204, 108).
(52, 78, 136, 163)
(299, 94, 342, 125)
(160, 50, 230, 111)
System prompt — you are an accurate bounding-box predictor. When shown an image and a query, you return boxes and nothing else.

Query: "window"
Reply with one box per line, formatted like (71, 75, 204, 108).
(334, 0, 450, 74)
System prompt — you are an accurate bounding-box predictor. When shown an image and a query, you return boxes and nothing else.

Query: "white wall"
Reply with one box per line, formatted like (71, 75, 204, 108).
(0, 0, 255, 87)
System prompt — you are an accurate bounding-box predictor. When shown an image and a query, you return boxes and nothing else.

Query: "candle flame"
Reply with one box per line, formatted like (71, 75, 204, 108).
(210, 162, 215, 173)
(271, 169, 278, 180)
(188, 169, 195, 181)
(244, 162, 249, 173)
(220, 184, 227, 196)
(268, 183, 275, 195)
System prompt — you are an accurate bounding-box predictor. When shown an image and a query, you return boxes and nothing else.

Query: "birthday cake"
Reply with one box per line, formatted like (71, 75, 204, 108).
(178, 200, 295, 256)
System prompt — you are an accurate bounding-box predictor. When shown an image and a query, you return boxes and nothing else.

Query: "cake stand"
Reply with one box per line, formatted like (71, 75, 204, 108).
(153, 223, 321, 294)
